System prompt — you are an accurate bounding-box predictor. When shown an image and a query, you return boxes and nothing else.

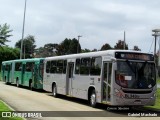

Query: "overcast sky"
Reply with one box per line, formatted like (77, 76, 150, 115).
(1, 0, 160, 53)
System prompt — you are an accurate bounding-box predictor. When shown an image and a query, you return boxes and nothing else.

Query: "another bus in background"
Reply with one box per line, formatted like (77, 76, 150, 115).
(1, 58, 44, 89)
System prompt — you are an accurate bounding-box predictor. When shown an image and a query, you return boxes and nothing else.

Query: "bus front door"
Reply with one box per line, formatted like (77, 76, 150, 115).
(66, 62, 74, 96)
(102, 62, 112, 103)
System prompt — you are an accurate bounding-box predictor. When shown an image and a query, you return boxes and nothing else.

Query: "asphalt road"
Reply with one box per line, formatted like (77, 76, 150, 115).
(0, 81, 159, 120)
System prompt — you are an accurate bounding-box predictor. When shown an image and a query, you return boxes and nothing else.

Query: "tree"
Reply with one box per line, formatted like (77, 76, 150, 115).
(92, 49, 98, 52)
(57, 38, 81, 55)
(57, 38, 71, 55)
(0, 46, 20, 69)
(114, 40, 128, 50)
(0, 23, 12, 46)
(15, 35, 36, 58)
(133, 45, 141, 51)
(35, 43, 59, 57)
(100, 43, 112, 51)
(81, 48, 91, 53)
(68, 38, 81, 54)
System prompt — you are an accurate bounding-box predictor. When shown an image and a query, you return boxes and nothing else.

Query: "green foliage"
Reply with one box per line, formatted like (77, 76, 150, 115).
(0, 46, 20, 70)
(35, 43, 58, 57)
(0, 23, 12, 46)
(133, 45, 141, 51)
(114, 40, 128, 50)
(15, 35, 36, 58)
(68, 38, 80, 54)
(0, 100, 12, 111)
(0, 46, 20, 60)
(81, 48, 91, 53)
(57, 38, 81, 55)
(145, 88, 160, 110)
(100, 43, 112, 51)
(157, 77, 160, 84)
(0, 100, 23, 120)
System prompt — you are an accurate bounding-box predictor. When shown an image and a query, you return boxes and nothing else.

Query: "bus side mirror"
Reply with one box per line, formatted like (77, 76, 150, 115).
(111, 57, 116, 62)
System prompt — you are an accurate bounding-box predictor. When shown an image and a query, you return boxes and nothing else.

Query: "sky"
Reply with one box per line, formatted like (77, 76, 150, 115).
(1, 0, 160, 53)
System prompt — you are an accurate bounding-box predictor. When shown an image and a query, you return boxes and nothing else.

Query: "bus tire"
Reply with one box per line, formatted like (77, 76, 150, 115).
(52, 84, 57, 97)
(89, 90, 97, 107)
(16, 79, 19, 87)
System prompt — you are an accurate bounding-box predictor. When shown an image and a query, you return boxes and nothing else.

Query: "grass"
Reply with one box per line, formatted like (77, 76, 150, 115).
(145, 88, 160, 110)
(0, 100, 23, 120)
(157, 78, 160, 84)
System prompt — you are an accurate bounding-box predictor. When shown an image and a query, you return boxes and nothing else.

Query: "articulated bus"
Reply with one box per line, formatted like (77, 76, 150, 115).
(43, 50, 156, 107)
(1, 58, 44, 89)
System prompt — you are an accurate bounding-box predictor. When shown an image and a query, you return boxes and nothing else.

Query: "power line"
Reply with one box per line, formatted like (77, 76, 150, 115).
(148, 38, 154, 53)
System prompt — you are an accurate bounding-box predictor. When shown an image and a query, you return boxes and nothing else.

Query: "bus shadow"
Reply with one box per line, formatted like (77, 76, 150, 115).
(47, 94, 145, 116)
(4, 82, 47, 93)
(4, 82, 158, 116)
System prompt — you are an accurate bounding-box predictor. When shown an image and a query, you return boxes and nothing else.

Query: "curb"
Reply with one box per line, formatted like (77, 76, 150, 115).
(0, 100, 15, 111)
(0, 100, 26, 120)
(143, 107, 160, 113)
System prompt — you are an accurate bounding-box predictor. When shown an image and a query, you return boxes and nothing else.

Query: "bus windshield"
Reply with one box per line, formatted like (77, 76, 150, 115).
(116, 61, 156, 89)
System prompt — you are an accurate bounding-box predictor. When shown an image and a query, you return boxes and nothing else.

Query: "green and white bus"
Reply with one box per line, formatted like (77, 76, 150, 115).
(43, 50, 156, 107)
(1, 58, 44, 89)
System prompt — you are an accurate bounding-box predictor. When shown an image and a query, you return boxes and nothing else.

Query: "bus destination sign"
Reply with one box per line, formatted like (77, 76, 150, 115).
(115, 52, 154, 61)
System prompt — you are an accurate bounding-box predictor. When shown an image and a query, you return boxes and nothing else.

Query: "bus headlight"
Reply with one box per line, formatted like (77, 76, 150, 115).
(114, 89, 124, 98)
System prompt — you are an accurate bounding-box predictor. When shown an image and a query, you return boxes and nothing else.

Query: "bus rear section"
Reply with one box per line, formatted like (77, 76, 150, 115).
(1, 61, 13, 84)
(1, 58, 44, 90)
(107, 52, 156, 106)
(14, 59, 44, 90)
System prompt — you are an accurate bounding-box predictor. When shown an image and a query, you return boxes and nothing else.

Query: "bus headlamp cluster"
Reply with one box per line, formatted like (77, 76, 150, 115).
(114, 89, 124, 98)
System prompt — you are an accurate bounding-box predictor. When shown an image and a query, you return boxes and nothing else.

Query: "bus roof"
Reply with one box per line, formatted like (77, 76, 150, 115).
(2, 58, 44, 64)
(45, 50, 151, 61)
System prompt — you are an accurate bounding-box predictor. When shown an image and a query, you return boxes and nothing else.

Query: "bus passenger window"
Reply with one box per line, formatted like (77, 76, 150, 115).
(26, 62, 34, 72)
(15, 62, 22, 71)
(57, 60, 63, 74)
(5, 65, 9, 71)
(50, 61, 56, 73)
(63, 60, 67, 74)
(80, 58, 90, 75)
(75, 59, 80, 74)
(90, 57, 102, 75)
(46, 61, 50, 73)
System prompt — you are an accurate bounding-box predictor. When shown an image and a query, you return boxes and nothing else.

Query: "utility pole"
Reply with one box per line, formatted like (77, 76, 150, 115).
(77, 35, 82, 53)
(20, 0, 27, 59)
(123, 31, 126, 50)
(152, 29, 160, 66)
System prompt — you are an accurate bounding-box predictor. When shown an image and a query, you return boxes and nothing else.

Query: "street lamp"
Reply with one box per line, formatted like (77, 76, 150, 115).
(77, 35, 82, 53)
(20, 0, 27, 59)
(123, 31, 126, 50)
(152, 29, 160, 66)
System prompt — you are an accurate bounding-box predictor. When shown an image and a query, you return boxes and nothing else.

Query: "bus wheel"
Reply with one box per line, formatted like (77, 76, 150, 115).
(89, 90, 97, 107)
(52, 84, 57, 97)
(16, 80, 19, 87)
